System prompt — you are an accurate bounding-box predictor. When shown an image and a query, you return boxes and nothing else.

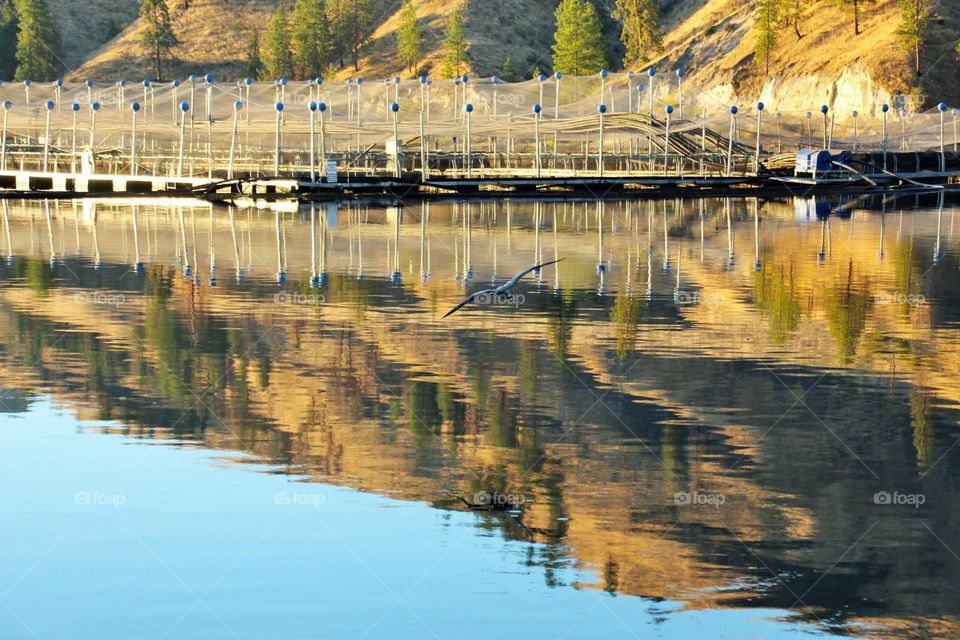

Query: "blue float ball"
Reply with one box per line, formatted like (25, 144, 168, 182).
(938, 102, 948, 112)
(820, 105, 829, 113)
(275, 102, 284, 111)
(205, 73, 215, 84)
(881, 103, 889, 112)
(676, 68, 685, 78)
(55, 79, 63, 87)
(757, 102, 765, 111)
(91, 102, 100, 111)
(419, 75, 427, 84)
(461, 74, 469, 83)
(45, 100, 54, 110)
(648, 67, 656, 76)
(554, 71, 562, 79)
(180, 101, 189, 112)
(394, 76, 401, 84)
(280, 77, 288, 86)
(391, 102, 399, 112)
(730, 105, 738, 115)
(309, 101, 317, 111)
(600, 69, 608, 78)
(315, 77, 324, 85)
(538, 73, 547, 82)
(244, 77, 253, 86)
(188, 74, 196, 82)
(666, 104, 674, 114)
(598, 104, 607, 114)
(2, 101, 11, 110)
(131, 102, 140, 112)
(143, 79, 151, 87)
(465, 103, 473, 113)
(533, 103, 542, 114)
(318, 102, 327, 112)
(234, 100, 243, 111)
(71, 102, 79, 111)
(356, 77, 364, 84)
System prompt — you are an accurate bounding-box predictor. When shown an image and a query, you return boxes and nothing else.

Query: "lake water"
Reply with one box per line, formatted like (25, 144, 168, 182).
(1, 194, 959, 639)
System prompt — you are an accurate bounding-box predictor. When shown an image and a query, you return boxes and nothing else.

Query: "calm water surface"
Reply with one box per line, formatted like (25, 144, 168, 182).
(1, 194, 959, 639)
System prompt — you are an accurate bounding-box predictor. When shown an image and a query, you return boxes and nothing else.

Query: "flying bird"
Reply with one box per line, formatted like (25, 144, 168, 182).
(442, 258, 564, 319)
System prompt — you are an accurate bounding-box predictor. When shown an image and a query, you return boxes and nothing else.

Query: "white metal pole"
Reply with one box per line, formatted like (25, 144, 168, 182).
(465, 103, 473, 178)
(420, 107, 428, 182)
(228, 100, 241, 180)
(598, 104, 607, 178)
(319, 103, 327, 171)
(43, 101, 53, 172)
(177, 102, 188, 178)
(0, 102, 9, 171)
(647, 68, 656, 115)
(676, 68, 685, 119)
(274, 102, 284, 175)
(309, 101, 317, 182)
(391, 102, 401, 179)
(881, 104, 889, 170)
(89, 102, 100, 149)
(663, 104, 673, 177)
(754, 102, 764, 174)
(726, 106, 738, 177)
(534, 104, 542, 178)
(130, 102, 140, 176)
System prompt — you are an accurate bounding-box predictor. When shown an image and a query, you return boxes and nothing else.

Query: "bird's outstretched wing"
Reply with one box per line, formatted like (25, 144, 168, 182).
(504, 257, 566, 289)
(442, 288, 497, 319)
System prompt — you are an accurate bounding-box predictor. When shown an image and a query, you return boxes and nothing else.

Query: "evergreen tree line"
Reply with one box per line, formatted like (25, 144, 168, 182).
(0, 0, 61, 82)
(246, 0, 381, 80)
(753, 0, 934, 77)
(244, 0, 662, 82)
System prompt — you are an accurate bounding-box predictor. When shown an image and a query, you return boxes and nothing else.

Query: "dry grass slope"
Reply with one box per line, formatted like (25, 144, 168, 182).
(50, 0, 140, 70)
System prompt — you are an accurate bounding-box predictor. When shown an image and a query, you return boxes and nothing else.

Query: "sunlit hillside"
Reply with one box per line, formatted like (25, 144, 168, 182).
(63, 0, 960, 112)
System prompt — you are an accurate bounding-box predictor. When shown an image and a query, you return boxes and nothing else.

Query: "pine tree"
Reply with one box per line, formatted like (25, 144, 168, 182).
(896, 0, 930, 75)
(14, 0, 59, 81)
(0, 0, 18, 80)
(397, 0, 423, 73)
(264, 6, 293, 79)
(337, 0, 374, 72)
(784, 0, 806, 39)
(552, 0, 606, 76)
(139, 0, 178, 81)
(243, 26, 264, 79)
(0, 0, 20, 80)
(326, 0, 346, 67)
(442, 11, 467, 78)
(502, 57, 515, 82)
(291, 0, 331, 79)
(614, 0, 662, 67)
(754, 0, 780, 75)
(835, 0, 875, 36)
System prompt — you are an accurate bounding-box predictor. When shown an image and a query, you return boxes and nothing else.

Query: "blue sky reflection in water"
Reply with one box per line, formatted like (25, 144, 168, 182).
(1, 194, 959, 639)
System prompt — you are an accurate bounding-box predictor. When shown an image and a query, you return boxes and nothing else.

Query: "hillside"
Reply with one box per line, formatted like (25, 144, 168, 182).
(66, 0, 960, 112)
(50, 0, 139, 70)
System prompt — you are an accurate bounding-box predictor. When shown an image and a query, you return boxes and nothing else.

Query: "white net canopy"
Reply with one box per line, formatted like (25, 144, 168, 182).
(1, 72, 956, 179)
